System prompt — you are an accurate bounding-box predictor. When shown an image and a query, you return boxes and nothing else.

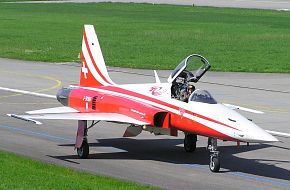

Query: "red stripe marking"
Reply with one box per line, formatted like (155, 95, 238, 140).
(83, 29, 111, 85)
(69, 86, 239, 141)
(194, 112, 239, 131)
(103, 86, 240, 131)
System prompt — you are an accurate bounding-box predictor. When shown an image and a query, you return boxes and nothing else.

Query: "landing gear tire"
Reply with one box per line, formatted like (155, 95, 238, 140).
(77, 140, 89, 159)
(184, 134, 197, 152)
(209, 156, 220, 172)
(207, 137, 221, 172)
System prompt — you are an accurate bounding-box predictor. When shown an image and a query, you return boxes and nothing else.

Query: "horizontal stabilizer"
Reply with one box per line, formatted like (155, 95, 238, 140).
(223, 103, 264, 114)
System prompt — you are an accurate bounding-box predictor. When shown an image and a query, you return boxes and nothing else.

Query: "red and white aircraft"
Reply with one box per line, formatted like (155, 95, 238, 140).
(7, 25, 288, 172)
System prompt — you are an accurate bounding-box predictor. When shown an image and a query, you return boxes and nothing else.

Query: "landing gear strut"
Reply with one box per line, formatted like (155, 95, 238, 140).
(207, 137, 220, 172)
(75, 120, 99, 159)
(184, 133, 197, 152)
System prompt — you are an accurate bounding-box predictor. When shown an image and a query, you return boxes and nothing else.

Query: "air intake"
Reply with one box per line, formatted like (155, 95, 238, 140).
(92, 96, 98, 110)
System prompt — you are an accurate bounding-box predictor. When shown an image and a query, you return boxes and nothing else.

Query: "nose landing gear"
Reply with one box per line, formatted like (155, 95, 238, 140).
(184, 134, 221, 172)
(207, 137, 220, 172)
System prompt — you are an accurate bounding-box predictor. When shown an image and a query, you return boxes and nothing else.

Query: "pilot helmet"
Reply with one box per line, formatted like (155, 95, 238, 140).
(188, 84, 195, 92)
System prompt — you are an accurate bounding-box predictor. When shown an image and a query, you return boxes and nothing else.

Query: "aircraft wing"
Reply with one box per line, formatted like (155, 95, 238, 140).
(265, 130, 290, 138)
(8, 107, 150, 126)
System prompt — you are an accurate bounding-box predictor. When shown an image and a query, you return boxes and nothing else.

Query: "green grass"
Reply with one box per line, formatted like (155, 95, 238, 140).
(0, 3, 290, 72)
(0, 150, 158, 190)
(0, 0, 57, 2)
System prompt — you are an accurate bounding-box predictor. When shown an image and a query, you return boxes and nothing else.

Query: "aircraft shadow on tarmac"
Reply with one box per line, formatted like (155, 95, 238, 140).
(51, 138, 290, 181)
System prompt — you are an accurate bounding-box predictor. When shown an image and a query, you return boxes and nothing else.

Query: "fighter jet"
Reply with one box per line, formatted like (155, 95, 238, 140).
(7, 25, 289, 172)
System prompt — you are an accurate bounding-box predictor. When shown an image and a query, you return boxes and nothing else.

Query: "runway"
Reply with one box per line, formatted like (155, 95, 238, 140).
(0, 58, 289, 189)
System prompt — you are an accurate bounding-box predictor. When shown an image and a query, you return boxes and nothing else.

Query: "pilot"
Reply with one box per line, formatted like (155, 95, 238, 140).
(185, 84, 195, 102)
(180, 84, 195, 102)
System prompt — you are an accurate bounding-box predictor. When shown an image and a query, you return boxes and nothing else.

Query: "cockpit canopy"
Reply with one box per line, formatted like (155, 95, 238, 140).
(168, 54, 211, 84)
(189, 89, 217, 104)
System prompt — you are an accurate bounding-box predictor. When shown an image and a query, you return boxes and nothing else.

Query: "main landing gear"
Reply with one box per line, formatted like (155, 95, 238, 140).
(207, 137, 220, 172)
(184, 133, 197, 152)
(77, 140, 89, 159)
(75, 120, 99, 159)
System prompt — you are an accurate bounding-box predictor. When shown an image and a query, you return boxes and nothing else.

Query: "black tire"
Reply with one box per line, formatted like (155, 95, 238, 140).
(184, 134, 197, 152)
(209, 156, 220, 172)
(77, 141, 89, 159)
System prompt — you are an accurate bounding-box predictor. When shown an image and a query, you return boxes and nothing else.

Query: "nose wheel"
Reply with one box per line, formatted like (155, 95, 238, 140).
(207, 137, 220, 172)
(209, 152, 220, 172)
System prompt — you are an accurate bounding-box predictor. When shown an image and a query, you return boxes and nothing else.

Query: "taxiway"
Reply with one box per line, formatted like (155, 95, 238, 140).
(14, 0, 290, 10)
(0, 58, 289, 189)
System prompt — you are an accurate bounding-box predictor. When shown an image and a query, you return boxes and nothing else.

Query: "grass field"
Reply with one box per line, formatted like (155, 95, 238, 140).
(0, 3, 289, 72)
(0, 0, 55, 2)
(0, 150, 158, 190)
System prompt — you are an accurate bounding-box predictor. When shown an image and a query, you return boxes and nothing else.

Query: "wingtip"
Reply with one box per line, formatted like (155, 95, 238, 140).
(265, 130, 290, 138)
(7, 114, 42, 125)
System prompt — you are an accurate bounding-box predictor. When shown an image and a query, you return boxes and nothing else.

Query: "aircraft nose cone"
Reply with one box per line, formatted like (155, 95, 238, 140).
(253, 130, 279, 143)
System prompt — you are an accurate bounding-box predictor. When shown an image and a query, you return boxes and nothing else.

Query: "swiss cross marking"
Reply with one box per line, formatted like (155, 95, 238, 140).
(82, 62, 88, 79)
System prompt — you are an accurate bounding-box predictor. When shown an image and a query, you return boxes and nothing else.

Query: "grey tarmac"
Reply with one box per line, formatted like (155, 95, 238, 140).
(0, 58, 289, 190)
(11, 0, 290, 10)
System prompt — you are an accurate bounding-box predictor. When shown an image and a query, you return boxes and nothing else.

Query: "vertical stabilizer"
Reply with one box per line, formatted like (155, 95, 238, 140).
(80, 25, 115, 87)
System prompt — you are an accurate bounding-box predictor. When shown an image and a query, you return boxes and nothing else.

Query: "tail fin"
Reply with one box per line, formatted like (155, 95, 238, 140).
(80, 25, 115, 87)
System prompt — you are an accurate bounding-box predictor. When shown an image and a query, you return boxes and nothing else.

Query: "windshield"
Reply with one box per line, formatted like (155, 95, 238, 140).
(189, 90, 217, 104)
